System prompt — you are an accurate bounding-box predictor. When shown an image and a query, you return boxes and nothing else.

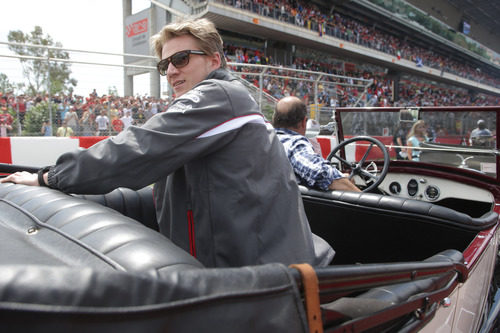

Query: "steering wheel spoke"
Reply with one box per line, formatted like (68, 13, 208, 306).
(359, 143, 374, 164)
(360, 169, 379, 181)
(326, 136, 390, 192)
(329, 153, 351, 168)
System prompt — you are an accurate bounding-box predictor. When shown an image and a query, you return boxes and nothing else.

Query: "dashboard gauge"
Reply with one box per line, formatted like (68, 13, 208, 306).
(389, 182, 401, 195)
(425, 185, 440, 201)
(407, 179, 418, 197)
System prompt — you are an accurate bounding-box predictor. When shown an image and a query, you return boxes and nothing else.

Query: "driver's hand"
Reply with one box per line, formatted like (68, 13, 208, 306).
(342, 173, 356, 184)
(0, 171, 39, 186)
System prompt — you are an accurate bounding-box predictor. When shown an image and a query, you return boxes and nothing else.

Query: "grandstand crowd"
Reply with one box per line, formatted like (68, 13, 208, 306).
(0, 75, 497, 138)
(216, 0, 500, 88)
(0, 90, 168, 137)
(224, 45, 498, 108)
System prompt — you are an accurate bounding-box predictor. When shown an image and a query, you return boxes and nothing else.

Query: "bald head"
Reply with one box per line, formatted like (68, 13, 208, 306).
(272, 96, 307, 134)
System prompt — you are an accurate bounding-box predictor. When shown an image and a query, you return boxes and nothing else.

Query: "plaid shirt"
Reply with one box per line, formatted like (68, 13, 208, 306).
(275, 128, 344, 191)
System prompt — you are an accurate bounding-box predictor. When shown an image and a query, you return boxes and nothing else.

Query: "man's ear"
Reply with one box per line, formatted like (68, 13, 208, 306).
(301, 117, 308, 130)
(296, 116, 307, 135)
(210, 52, 222, 70)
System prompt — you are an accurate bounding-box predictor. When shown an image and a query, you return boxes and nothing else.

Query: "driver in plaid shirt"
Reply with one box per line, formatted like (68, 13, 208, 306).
(273, 96, 360, 192)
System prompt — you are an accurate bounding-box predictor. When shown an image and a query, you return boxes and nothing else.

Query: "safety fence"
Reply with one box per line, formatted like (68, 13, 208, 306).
(0, 41, 372, 136)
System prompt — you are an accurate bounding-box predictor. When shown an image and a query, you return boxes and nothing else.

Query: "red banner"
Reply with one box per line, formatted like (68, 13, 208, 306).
(126, 18, 148, 38)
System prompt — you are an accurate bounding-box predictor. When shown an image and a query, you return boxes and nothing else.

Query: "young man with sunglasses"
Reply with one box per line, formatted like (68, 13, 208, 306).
(1, 18, 334, 268)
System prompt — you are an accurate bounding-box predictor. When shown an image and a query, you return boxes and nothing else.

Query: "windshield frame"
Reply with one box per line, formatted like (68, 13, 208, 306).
(332, 106, 500, 181)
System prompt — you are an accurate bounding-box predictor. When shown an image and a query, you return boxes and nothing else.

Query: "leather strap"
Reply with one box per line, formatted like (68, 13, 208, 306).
(290, 263, 323, 333)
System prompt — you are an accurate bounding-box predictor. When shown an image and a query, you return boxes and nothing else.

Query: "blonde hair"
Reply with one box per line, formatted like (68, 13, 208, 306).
(408, 120, 426, 138)
(151, 18, 226, 69)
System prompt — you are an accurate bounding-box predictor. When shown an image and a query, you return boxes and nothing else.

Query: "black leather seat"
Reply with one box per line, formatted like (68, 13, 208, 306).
(300, 186, 498, 231)
(0, 183, 201, 277)
(0, 183, 308, 332)
(75, 186, 158, 231)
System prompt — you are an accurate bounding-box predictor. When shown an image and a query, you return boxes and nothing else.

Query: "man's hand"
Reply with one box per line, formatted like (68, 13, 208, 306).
(0, 171, 39, 186)
(329, 176, 361, 192)
(342, 173, 357, 185)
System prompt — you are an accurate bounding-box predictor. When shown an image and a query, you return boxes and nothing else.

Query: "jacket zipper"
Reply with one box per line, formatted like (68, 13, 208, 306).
(187, 209, 196, 257)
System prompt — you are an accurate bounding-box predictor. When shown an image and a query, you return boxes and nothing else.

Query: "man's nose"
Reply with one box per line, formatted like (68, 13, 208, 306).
(166, 62, 180, 77)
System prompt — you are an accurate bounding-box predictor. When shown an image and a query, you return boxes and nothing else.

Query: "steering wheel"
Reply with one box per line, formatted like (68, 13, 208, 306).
(327, 136, 390, 192)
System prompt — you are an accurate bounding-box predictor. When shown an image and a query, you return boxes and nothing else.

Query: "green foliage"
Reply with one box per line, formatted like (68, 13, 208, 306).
(22, 101, 57, 136)
(454, 34, 468, 48)
(7, 26, 77, 96)
(0, 73, 15, 93)
(108, 86, 119, 96)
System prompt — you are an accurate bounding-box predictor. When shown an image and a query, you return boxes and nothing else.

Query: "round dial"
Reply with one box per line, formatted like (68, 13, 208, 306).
(389, 182, 401, 195)
(407, 179, 418, 197)
(425, 185, 440, 201)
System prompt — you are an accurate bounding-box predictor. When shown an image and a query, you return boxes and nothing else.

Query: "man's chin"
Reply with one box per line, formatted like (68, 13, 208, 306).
(174, 89, 187, 97)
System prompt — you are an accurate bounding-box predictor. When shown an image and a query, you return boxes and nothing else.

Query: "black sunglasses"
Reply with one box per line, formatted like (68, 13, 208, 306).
(157, 50, 206, 75)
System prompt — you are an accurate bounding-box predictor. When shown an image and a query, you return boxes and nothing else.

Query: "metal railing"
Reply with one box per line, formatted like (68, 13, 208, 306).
(0, 41, 372, 135)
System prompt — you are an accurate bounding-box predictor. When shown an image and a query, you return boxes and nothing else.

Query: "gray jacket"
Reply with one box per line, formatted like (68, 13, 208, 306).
(48, 69, 334, 268)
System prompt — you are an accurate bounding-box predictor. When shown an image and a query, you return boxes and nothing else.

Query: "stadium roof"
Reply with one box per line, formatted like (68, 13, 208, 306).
(447, 0, 500, 34)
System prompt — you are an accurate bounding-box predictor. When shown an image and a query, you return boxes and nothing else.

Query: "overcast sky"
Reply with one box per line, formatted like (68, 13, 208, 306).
(0, 0, 152, 97)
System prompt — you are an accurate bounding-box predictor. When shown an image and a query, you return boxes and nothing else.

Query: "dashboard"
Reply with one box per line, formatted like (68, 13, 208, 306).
(377, 172, 494, 204)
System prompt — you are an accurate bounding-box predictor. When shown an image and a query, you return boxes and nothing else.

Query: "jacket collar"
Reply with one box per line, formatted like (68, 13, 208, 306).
(206, 68, 234, 81)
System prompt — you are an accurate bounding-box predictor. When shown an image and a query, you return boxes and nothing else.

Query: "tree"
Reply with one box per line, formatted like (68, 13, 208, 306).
(0, 73, 15, 93)
(7, 26, 77, 96)
(22, 101, 57, 136)
(108, 85, 119, 96)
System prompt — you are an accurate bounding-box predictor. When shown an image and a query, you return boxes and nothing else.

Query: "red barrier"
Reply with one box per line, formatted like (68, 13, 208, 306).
(0, 137, 12, 164)
(316, 138, 332, 159)
(342, 136, 396, 161)
(78, 136, 107, 148)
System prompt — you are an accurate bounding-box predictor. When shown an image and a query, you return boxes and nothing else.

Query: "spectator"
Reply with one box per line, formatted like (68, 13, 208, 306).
(95, 109, 109, 136)
(12, 95, 26, 128)
(272, 96, 360, 192)
(109, 103, 120, 121)
(393, 110, 413, 160)
(470, 119, 493, 147)
(2, 18, 334, 269)
(64, 106, 79, 134)
(58, 101, 70, 126)
(56, 120, 74, 137)
(111, 118, 124, 134)
(144, 102, 154, 120)
(120, 111, 134, 130)
(407, 120, 428, 161)
(132, 106, 146, 125)
(0, 107, 13, 137)
(41, 120, 52, 136)
(79, 107, 94, 136)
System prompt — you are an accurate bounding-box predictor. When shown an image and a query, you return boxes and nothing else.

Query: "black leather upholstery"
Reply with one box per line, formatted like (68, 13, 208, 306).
(0, 263, 307, 333)
(74, 187, 158, 231)
(357, 249, 463, 303)
(300, 186, 498, 231)
(0, 182, 309, 332)
(0, 183, 202, 278)
(322, 249, 464, 319)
